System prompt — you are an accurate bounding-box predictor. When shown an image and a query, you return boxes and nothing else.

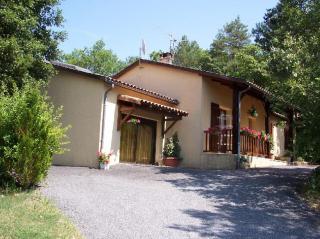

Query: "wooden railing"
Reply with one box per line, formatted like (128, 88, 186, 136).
(240, 134, 269, 157)
(204, 128, 233, 153)
(203, 128, 270, 157)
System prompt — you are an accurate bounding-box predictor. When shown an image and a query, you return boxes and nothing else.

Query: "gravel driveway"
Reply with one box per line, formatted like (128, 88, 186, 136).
(41, 164, 320, 239)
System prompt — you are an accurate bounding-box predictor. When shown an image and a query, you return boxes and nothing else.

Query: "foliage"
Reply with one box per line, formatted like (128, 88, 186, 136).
(125, 56, 139, 65)
(127, 117, 141, 124)
(0, 190, 82, 238)
(253, 0, 320, 163)
(63, 40, 125, 76)
(208, 16, 251, 73)
(0, 81, 68, 189)
(223, 44, 270, 86)
(239, 156, 250, 169)
(97, 151, 113, 163)
(248, 106, 258, 118)
(307, 167, 320, 192)
(300, 166, 320, 210)
(163, 132, 181, 158)
(149, 50, 163, 61)
(240, 127, 273, 144)
(0, 0, 65, 89)
(173, 35, 210, 69)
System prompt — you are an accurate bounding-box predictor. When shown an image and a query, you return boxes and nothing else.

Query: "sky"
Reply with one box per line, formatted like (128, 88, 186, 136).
(59, 0, 279, 60)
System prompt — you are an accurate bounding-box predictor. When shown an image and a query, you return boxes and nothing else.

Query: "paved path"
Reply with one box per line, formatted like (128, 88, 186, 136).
(41, 165, 320, 239)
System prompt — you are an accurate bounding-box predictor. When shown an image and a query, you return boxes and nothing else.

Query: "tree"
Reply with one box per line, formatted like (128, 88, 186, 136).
(205, 17, 269, 85)
(63, 40, 125, 76)
(224, 44, 270, 86)
(0, 81, 68, 188)
(149, 50, 163, 61)
(125, 56, 139, 65)
(254, 0, 320, 162)
(0, 0, 65, 88)
(173, 35, 209, 69)
(209, 16, 251, 74)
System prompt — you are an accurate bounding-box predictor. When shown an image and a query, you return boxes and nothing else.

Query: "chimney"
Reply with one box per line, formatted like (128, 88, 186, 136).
(159, 52, 174, 64)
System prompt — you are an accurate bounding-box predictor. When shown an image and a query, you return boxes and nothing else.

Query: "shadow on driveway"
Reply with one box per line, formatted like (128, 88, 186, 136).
(155, 166, 320, 239)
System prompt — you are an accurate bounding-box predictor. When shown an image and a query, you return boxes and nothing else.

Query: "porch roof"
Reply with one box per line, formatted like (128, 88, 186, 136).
(117, 95, 188, 117)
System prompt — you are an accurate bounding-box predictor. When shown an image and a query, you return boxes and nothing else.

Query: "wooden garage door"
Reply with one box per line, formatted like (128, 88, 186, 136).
(120, 117, 156, 164)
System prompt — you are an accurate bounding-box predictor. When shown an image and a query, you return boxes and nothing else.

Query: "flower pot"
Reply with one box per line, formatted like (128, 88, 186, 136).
(99, 162, 105, 170)
(163, 157, 180, 167)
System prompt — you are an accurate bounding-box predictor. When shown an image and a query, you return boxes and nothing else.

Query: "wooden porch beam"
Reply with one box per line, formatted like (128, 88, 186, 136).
(232, 88, 240, 155)
(264, 101, 271, 158)
(117, 105, 136, 130)
(119, 105, 135, 113)
(161, 115, 165, 138)
(164, 116, 182, 121)
(163, 120, 178, 135)
(162, 115, 182, 136)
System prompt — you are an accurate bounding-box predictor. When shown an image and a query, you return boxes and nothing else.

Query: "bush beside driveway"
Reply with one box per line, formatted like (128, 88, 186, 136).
(41, 165, 320, 239)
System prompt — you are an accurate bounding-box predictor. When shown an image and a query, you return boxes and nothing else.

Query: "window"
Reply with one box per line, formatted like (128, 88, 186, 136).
(219, 109, 227, 129)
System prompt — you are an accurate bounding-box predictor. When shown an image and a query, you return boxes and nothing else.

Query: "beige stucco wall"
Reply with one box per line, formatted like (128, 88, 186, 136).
(200, 153, 237, 170)
(48, 70, 107, 168)
(48, 69, 169, 168)
(117, 63, 272, 168)
(201, 78, 266, 131)
(201, 78, 267, 153)
(101, 87, 163, 165)
(240, 95, 266, 131)
(201, 78, 233, 131)
(117, 63, 203, 168)
(270, 115, 286, 157)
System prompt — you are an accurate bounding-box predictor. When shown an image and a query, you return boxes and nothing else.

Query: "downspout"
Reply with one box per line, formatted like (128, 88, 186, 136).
(100, 83, 115, 152)
(236, 85, 251, 168)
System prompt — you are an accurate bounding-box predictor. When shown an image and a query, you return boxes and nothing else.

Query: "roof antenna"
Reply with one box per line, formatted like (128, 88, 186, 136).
(169, 33, 177, 55)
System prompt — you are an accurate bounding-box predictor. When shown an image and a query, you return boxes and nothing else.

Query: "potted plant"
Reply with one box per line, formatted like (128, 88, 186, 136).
(248, 106, 258, 118)
(127, 117, 141, 124)
(163, 132, 181, 167)
(97, 150, 113, 170)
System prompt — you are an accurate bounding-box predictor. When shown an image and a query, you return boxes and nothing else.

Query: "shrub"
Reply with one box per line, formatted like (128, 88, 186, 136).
(0, 80, 68, 189)
(163, 132, 181, 158)
(308, 166, 320, 193)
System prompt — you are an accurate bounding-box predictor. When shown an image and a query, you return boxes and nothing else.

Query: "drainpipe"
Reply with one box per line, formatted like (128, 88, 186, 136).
(236, 85, 251, 168)
(99, 83, 115, 152)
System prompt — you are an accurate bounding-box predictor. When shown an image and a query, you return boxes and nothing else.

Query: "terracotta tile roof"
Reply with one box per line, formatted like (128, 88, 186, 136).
(50, 61, 179, 105)
(118, 95, 188, 117)
(105, 77, 179, 104)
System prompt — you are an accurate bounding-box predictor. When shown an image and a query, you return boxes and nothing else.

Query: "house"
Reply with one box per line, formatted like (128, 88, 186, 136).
(48, 54, 295, 169)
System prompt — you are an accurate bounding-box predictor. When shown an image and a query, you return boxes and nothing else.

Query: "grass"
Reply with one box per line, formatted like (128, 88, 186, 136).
(304, 191, 320, 211)
(298, 166, 320, 211)
(0, 188, 82, 239)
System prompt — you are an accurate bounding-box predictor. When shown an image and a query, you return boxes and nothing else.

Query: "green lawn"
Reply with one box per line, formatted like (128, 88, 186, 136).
(0, 189, 82, 239)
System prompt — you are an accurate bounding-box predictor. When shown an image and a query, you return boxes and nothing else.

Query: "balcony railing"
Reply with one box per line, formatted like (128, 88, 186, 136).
(203, 128, 270, 157)
(203, 128, 233, 153)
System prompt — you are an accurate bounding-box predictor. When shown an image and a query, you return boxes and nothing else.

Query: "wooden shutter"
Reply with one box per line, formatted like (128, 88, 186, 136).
(210, 103, 220, 152)
(211, 103, 220, 128)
